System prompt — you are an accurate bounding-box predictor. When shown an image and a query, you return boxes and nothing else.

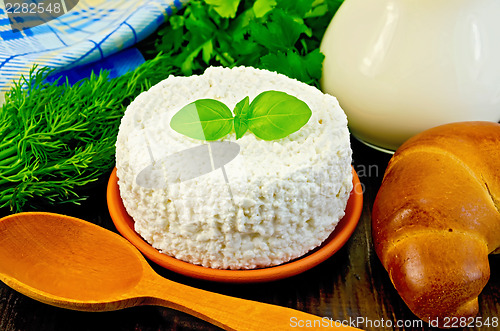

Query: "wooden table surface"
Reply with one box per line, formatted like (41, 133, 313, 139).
(0, 138, 498, 331)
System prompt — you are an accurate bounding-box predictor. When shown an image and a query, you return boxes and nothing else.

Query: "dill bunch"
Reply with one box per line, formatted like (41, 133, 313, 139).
(0, 53, 175, 213)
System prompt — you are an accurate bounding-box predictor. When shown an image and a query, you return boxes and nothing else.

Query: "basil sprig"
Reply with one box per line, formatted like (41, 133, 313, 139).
(170, 91, 312, 141)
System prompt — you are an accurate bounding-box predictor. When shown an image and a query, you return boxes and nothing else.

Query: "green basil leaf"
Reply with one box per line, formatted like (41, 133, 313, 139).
(233, 96, 250, 117)
(233, 96, 250, 139)
(170, 99, 234, 141)
(234, 118, 248, 139)
(247, 90, 311, 140)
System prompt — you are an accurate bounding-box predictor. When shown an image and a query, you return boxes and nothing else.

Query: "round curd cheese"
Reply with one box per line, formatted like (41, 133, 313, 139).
(115, 66, 352, 269)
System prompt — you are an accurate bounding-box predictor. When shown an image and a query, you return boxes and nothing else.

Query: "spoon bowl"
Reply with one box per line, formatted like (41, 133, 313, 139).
(0, 213, 150, 309)
(0, 212, 360, 330)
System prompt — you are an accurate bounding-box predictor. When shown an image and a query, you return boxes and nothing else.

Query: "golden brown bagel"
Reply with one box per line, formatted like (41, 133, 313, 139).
(372, 121, 500, 327)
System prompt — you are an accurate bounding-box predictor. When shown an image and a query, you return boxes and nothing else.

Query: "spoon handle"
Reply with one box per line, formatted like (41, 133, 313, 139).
(140, 276, 360, 331)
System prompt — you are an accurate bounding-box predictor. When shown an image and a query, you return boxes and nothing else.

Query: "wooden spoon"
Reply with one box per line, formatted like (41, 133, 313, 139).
(0, 212, 360, 331)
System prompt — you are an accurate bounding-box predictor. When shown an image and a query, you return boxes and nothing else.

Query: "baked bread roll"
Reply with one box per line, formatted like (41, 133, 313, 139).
(372, 121, 500, 326)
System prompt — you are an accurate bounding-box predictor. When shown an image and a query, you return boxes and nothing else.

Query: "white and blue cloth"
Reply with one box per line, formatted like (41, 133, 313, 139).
(0, 0, 186, 100)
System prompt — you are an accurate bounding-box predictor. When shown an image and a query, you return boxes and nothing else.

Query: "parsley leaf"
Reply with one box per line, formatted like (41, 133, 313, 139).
(276, 0, 314, 17)
(260, 49, 324, 85)
(250, 9, 308, 51)
(205, 0, 241, 18)
(253, 0, 276, 18)
(141, 0, 345, 88)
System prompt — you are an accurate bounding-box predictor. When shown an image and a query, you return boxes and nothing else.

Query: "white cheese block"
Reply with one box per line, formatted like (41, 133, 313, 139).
(115, 66, 352, 269)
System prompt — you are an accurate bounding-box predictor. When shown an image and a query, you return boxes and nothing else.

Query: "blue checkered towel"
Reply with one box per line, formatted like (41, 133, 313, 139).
(0, 0, 186, 100)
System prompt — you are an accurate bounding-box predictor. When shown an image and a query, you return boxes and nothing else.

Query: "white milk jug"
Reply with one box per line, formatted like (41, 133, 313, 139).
(321, 0, 500, 152)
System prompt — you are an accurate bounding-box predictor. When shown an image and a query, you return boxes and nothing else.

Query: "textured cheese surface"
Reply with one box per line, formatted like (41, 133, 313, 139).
(115, 66, 353, 269)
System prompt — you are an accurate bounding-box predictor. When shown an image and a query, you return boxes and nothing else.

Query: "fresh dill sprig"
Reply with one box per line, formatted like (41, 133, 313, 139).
(0, 53, 175, 213)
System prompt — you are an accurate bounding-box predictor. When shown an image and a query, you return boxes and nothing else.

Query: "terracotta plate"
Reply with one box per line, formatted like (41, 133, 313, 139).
(107, 167, 363, 283)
